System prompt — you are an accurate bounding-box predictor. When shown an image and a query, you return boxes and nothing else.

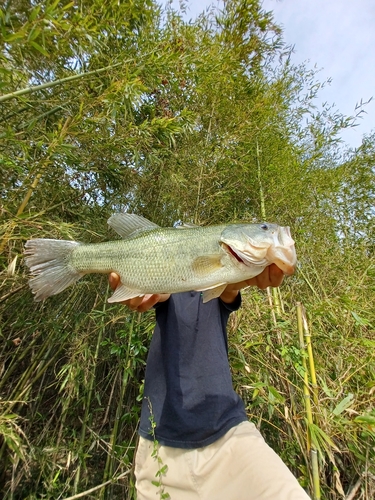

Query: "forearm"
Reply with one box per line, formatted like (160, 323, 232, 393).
(220, 286, 241, 304)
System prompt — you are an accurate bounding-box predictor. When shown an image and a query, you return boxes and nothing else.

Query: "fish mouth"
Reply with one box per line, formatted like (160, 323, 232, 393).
(223, 243, 247, 265)
(271, 257, 296, 276)
(267, 227, 297, 275)
(222, 226, 297, 275)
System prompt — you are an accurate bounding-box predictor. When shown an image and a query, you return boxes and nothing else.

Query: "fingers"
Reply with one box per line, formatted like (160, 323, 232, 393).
(127, 294, 160, 312)
(245, 264, 285, 290)
(255, 264, 284, 289)
(268, 263, 285, 287)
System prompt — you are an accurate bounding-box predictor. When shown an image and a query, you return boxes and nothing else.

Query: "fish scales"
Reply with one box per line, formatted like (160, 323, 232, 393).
(71, 225, 229, 293)
(24, 213, 297, 303)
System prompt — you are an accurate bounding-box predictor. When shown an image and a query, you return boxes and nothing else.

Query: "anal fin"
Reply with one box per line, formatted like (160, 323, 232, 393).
(108, 283, 143, 303)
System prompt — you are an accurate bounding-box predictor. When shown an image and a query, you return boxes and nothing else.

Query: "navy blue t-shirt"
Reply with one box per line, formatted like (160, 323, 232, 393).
(138, 291, 248, 448)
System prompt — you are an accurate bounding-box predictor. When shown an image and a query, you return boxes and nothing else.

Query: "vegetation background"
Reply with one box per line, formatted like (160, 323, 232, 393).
(0, 0, 374, 498)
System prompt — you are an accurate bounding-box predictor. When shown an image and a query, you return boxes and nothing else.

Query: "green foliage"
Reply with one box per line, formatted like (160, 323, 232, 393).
(1, 0, 374, 498)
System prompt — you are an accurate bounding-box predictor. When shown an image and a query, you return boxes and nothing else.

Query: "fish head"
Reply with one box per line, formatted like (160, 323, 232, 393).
(220, 223, 297, 275)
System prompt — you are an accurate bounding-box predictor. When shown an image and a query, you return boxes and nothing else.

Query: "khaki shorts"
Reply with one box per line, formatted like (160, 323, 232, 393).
(135, 421, 310, 499)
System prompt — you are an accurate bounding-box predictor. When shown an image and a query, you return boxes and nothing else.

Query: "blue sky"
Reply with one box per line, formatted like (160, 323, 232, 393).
(171, 0, 375, 149)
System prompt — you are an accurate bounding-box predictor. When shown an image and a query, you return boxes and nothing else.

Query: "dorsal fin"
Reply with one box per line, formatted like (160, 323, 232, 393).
(174, 221, 200, 229)
(108, 213, 159, 239)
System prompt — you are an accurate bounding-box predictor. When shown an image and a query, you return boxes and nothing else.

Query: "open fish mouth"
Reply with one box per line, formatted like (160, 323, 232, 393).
(268, 226, 297, 275)
(222, 243, 248, 265)
(222, 242, 269, 267)
(222, 226, 297, 275)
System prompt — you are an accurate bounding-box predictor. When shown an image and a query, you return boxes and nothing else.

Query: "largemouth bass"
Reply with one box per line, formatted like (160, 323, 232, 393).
(24, 213, 297, 303)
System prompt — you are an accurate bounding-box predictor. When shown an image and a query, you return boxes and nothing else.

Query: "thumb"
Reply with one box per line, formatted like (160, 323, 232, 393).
(109, 272, 120, 290)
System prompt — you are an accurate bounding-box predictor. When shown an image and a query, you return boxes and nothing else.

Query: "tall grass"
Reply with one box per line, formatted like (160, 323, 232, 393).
(1, 220, 374, 498)
(230, 256, 375, 499)
(0, 233, 154, 498)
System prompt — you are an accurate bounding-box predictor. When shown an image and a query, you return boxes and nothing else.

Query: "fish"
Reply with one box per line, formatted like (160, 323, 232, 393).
(24, 213, 297, 303)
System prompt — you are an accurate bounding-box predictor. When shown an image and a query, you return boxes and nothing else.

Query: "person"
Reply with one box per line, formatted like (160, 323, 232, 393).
(109, 264, 310, 500)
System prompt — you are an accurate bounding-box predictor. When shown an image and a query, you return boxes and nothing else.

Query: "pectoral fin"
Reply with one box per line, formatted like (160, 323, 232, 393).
(201, 284, 227, 303)
(192, 255, 224, 277)
(108, 283, 143, 303)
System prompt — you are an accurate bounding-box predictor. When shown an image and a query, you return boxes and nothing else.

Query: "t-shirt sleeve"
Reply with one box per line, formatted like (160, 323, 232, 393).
(153, 296, 171, 310)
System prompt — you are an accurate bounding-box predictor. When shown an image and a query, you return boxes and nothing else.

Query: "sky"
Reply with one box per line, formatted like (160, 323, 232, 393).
(171, 0, 375, 149)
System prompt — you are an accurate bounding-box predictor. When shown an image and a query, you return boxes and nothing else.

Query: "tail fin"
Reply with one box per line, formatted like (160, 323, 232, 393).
(24, 239, 83, 301)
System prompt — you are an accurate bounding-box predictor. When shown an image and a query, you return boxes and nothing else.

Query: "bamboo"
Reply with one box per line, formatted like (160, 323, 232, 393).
(297, 302, 321, 500)
(0, 336, 67, 469)
(62, 469, 131, 500)
(266, 287, 277, 327)
(0, 63, 123, 103)
(101, 316, 135, 499)
(272, 287, 282, 318)
(73, 289, 109, 493)
(16, 116, 72, 217)
(194, 105, 214, 223)
(256, 141, 266, 222)
(256, 140, 282, 323)
(0, 116, 72, 255)
(301, 305, 319, 407)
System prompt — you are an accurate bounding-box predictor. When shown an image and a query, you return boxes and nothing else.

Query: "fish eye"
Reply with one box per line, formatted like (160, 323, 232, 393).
(260, 224, 268, 230)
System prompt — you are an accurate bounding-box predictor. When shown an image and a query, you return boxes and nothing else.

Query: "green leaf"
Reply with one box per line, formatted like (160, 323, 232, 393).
(268, 385, 286, 404)
(354, 415, 375, 425)
(29, 5, 41, 22)
(4, 31, 26, 42)
(351, 311, 372, 327)
(30, 41, 49, 57)
(308, 422, 340, 457)
(1, 413, 18, 420)
(332, 394, 354, 416)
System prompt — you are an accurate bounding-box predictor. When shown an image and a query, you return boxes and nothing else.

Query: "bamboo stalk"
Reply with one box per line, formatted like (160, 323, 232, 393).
(266, 287, 278, 327)
(256, 140, 266, 222)
(0, 63, 123, 103)
(194, 105, 214, 223)
(301, 305, 319, 407)
(297, 302, 321, 500)
(272, 287, 282, 318)
(296, 303, 312, 448)
(62, 469, 131, 500)
(73, 290, 108, 493)
(256, 140, 283, 324)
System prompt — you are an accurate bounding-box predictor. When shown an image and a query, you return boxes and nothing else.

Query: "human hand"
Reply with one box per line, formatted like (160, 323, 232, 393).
(244, 263, 285, 289)
(108, 273, 170, 312)
(220, 264, 285, 303)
